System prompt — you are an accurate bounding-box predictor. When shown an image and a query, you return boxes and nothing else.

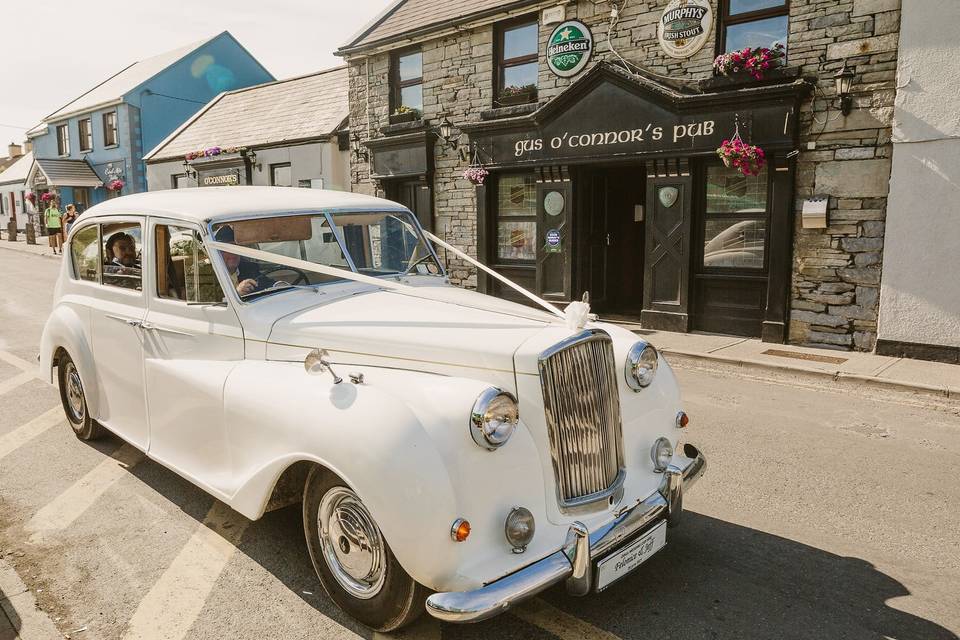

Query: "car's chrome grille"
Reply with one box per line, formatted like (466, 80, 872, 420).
(538, 330, 624, 508)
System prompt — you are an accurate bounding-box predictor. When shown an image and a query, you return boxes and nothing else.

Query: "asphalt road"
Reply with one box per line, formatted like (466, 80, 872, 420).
(1, 247, 958, 640)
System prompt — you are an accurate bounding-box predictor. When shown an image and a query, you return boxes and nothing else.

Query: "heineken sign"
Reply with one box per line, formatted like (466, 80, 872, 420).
(658, 0, 713, 59)
(547, 20, 592, 78)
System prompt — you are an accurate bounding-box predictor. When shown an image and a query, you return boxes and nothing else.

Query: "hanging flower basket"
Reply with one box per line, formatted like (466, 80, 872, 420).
(714, 43, 785, 81)
(463, 166, 489, 186)
(25, 192, 36, 204)
(717, 137, 766, 177)
(40, 192, 56, 203)
(106, 179, 124, 191)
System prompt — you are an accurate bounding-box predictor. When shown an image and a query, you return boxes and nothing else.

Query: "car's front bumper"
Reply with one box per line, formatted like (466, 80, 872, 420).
(425, 443, 706, 623)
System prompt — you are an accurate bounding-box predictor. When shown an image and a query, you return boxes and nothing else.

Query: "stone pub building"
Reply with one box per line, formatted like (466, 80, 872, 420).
(337, 0, 900, 350)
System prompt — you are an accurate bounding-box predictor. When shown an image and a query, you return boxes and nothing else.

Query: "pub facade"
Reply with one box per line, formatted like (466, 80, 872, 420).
(338, 0, 900, 349)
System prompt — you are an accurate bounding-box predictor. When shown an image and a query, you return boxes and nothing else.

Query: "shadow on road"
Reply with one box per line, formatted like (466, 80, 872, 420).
(118, 447, 956, 640)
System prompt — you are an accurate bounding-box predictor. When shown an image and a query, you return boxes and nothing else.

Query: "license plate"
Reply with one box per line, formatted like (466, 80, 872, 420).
(595, 520, 667, 591)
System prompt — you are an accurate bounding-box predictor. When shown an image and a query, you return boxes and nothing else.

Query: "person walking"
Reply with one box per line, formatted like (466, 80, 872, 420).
(44, 199, 63, 255)
(63, 204, 79, 237)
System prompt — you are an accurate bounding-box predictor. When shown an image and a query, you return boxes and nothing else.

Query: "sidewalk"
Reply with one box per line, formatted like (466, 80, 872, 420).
(0, 234, 61, 260)
(615, 322, 960, 401)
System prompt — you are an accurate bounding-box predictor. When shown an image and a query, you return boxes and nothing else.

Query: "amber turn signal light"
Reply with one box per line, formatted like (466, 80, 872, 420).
(451, 518, 471, 542)
(676, 411, 689, 428)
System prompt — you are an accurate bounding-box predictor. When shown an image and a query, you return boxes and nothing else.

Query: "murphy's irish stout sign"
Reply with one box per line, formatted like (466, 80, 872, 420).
(547, 20, 593, 77)
(658, 0, 713, 58)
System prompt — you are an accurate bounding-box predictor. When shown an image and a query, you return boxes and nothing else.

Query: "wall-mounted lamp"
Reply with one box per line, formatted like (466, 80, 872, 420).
(181, 160, 197, 180)
(435, 116, 468, 160)
(351, 133, 369, 163)
(834, 60, 856, 116)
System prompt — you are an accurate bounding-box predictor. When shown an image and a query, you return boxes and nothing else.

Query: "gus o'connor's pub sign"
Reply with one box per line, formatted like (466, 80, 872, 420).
(658, 0, 713, 59)
(547, 20, 593, 78)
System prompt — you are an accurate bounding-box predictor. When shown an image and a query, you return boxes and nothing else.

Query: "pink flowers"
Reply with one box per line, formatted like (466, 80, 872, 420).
(463, 166, 489, 185)
(717, 138, 766, 176)
(40, 192, 56, 203)
(184, 146, 245, 161)
(25, 192, 36, 204)
(714, 43, 785, 81)
(106, 179, 124, 191)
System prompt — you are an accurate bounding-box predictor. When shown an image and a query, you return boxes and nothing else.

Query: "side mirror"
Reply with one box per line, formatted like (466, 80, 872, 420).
(304, 348, 342, 384)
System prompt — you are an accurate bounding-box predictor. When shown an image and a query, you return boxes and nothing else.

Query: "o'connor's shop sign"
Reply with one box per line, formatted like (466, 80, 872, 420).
(547, 20, 593, 77)
(658, 0, 713, 58)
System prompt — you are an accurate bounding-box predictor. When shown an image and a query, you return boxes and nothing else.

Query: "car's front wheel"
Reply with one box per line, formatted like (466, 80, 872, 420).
(302, 466, 426, 632)
(57, 351, 104, 441)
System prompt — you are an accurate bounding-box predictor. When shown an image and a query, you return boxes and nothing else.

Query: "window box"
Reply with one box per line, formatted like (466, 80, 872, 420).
(699, 65, 800, 91)
(497, 88, 536, 107)
(389, 110, 421, 125)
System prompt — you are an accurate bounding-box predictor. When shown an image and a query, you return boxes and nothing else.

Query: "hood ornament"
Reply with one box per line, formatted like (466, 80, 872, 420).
(565, 291, 598, 330)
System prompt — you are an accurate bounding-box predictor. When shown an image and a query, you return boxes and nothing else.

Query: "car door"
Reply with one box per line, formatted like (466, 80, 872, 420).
(89, 217, 149, 449)
(142, 219, 245, 496)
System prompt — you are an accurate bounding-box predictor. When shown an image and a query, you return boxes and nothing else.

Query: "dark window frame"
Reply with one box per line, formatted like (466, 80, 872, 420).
(102, 111, 119, 147)
(270, 162, 293, 187)
(716, 0, 790, 56)
(78, 118, 93, 152)
(389, 46, 423, 114)
(56, 124, 70, 156)
(493, 15, 539, 107)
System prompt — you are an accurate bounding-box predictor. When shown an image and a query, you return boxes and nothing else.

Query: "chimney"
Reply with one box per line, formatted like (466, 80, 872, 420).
(23, 140, 32, 154)
(7, 143, 22, 159)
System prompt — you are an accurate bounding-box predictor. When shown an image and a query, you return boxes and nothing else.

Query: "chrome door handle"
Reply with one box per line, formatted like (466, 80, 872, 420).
(125, 319, 143, 328)
(139, 321, 156, 331)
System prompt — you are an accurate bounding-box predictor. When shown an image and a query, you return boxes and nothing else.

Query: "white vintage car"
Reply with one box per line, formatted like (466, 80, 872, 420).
(41, 187, 705, 631)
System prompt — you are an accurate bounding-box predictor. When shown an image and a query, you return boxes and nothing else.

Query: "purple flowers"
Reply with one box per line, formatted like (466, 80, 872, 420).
(184, 146, 245, 161)
(717, 138, 766, 177)
(463, 166, 489, 185)
(714, 43, 785, 81)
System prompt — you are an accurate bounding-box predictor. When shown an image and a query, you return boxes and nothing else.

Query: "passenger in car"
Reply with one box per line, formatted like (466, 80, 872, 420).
(213, 225, 274, 296)
(105, 232, 140, 270)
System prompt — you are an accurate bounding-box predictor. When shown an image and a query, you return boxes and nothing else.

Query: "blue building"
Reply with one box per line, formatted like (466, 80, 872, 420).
(26, 31, 273, 212)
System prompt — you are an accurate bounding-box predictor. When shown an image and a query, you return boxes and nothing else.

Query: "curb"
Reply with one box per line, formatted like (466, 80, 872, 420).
(0, 242, 60, 261)
(661, 348, 959, 401)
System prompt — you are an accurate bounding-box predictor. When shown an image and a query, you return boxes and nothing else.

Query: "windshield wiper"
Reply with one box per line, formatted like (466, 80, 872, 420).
(241, 283, 322, 300)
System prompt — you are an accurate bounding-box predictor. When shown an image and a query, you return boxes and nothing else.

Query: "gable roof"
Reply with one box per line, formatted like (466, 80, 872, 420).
(339, 0, 541, 54)
(44, 34, 220, 122)
(0, 151, 33, 186)
(144, 67, 349, 162)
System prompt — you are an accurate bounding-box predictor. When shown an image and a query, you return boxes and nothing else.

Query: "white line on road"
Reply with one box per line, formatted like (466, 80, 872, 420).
(513, 597, 622, 640)
(122, 501, 250, 640)
(0, 370, 35, 396)
(26, 443, 145, 541)
(0, 407, 63, 461)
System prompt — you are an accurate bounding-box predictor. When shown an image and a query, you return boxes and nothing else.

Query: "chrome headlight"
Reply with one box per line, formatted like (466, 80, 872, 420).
(504, 506, 535, 553)
(651, 437, 674, 472)
(625, 342, 659, 391)
(470, 388, 519, 450)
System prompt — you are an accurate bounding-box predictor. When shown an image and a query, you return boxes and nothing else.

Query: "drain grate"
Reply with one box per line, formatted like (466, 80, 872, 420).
(761, 349, 848, 365)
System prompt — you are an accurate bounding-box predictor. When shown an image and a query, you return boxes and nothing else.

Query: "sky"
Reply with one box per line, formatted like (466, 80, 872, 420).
(0, 0, 393, 147)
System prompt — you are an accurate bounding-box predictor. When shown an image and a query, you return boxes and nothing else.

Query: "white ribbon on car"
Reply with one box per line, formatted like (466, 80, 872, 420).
(207, 236, 594, 330)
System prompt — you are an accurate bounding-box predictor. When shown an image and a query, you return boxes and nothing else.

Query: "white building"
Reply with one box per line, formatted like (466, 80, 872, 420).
(877, 0, 960, 364)
(0, 151, 36, 233)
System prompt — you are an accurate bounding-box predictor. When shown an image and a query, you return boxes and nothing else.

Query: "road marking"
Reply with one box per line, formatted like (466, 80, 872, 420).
(513, 597, 622, 640)
(26, 443, 145, 541)
(122, 501, 250, 640)
(0, 370, 34, 396)
(0, 348, 41, 375)
(0, 407, 63, 461)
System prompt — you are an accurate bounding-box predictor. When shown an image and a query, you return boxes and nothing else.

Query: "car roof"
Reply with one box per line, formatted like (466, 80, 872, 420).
(79, 186, 409, 224)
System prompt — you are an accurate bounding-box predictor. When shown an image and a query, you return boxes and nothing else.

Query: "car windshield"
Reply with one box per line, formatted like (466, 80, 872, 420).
(210, 210, 443, 300)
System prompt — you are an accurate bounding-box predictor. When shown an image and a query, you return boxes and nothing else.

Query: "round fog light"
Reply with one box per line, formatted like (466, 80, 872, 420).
(651, 437, 674, 472)
(504, 507, 535, 553)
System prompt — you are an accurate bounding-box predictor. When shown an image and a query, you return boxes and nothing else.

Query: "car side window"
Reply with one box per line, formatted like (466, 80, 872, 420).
(101, 222, 143, 291)
(71, 225, 100, 282)
(155, 224, 224, 303)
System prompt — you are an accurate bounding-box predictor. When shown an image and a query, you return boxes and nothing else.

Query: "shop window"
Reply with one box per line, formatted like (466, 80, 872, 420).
(101, 222, 143, 290)
(390, 49, 423, 115)
(270, 163, 292, 187)
(495, 18, 538, 107)
(719, 0, 788, 55)
(703, 164, 768, 270)
(155, 224, 224, 302)
(103, 112, 118, 147)
(495, 173, 536, 262)
(71, 225, 100, 282)
(78, 118, 93, 152)
(57, 124, 70, 156)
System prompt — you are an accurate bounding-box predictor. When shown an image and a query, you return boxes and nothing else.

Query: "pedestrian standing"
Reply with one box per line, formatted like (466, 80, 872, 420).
(44, 200, 63, 255)
(63, 204, 79, 237)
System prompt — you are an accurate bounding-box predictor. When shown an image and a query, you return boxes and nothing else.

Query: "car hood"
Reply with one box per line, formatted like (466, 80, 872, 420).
(264, 284, 556, 376)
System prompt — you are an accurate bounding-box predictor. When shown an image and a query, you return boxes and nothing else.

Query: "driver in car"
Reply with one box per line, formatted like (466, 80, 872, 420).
(213, 225, 274, 296)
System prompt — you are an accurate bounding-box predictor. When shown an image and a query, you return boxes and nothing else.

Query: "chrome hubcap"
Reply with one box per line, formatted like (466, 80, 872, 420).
(64, 362, 85, 423)
(317, 487, 386, 599)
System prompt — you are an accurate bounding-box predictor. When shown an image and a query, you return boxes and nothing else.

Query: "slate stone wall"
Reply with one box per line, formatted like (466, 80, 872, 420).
(344, 0, 901, 350)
